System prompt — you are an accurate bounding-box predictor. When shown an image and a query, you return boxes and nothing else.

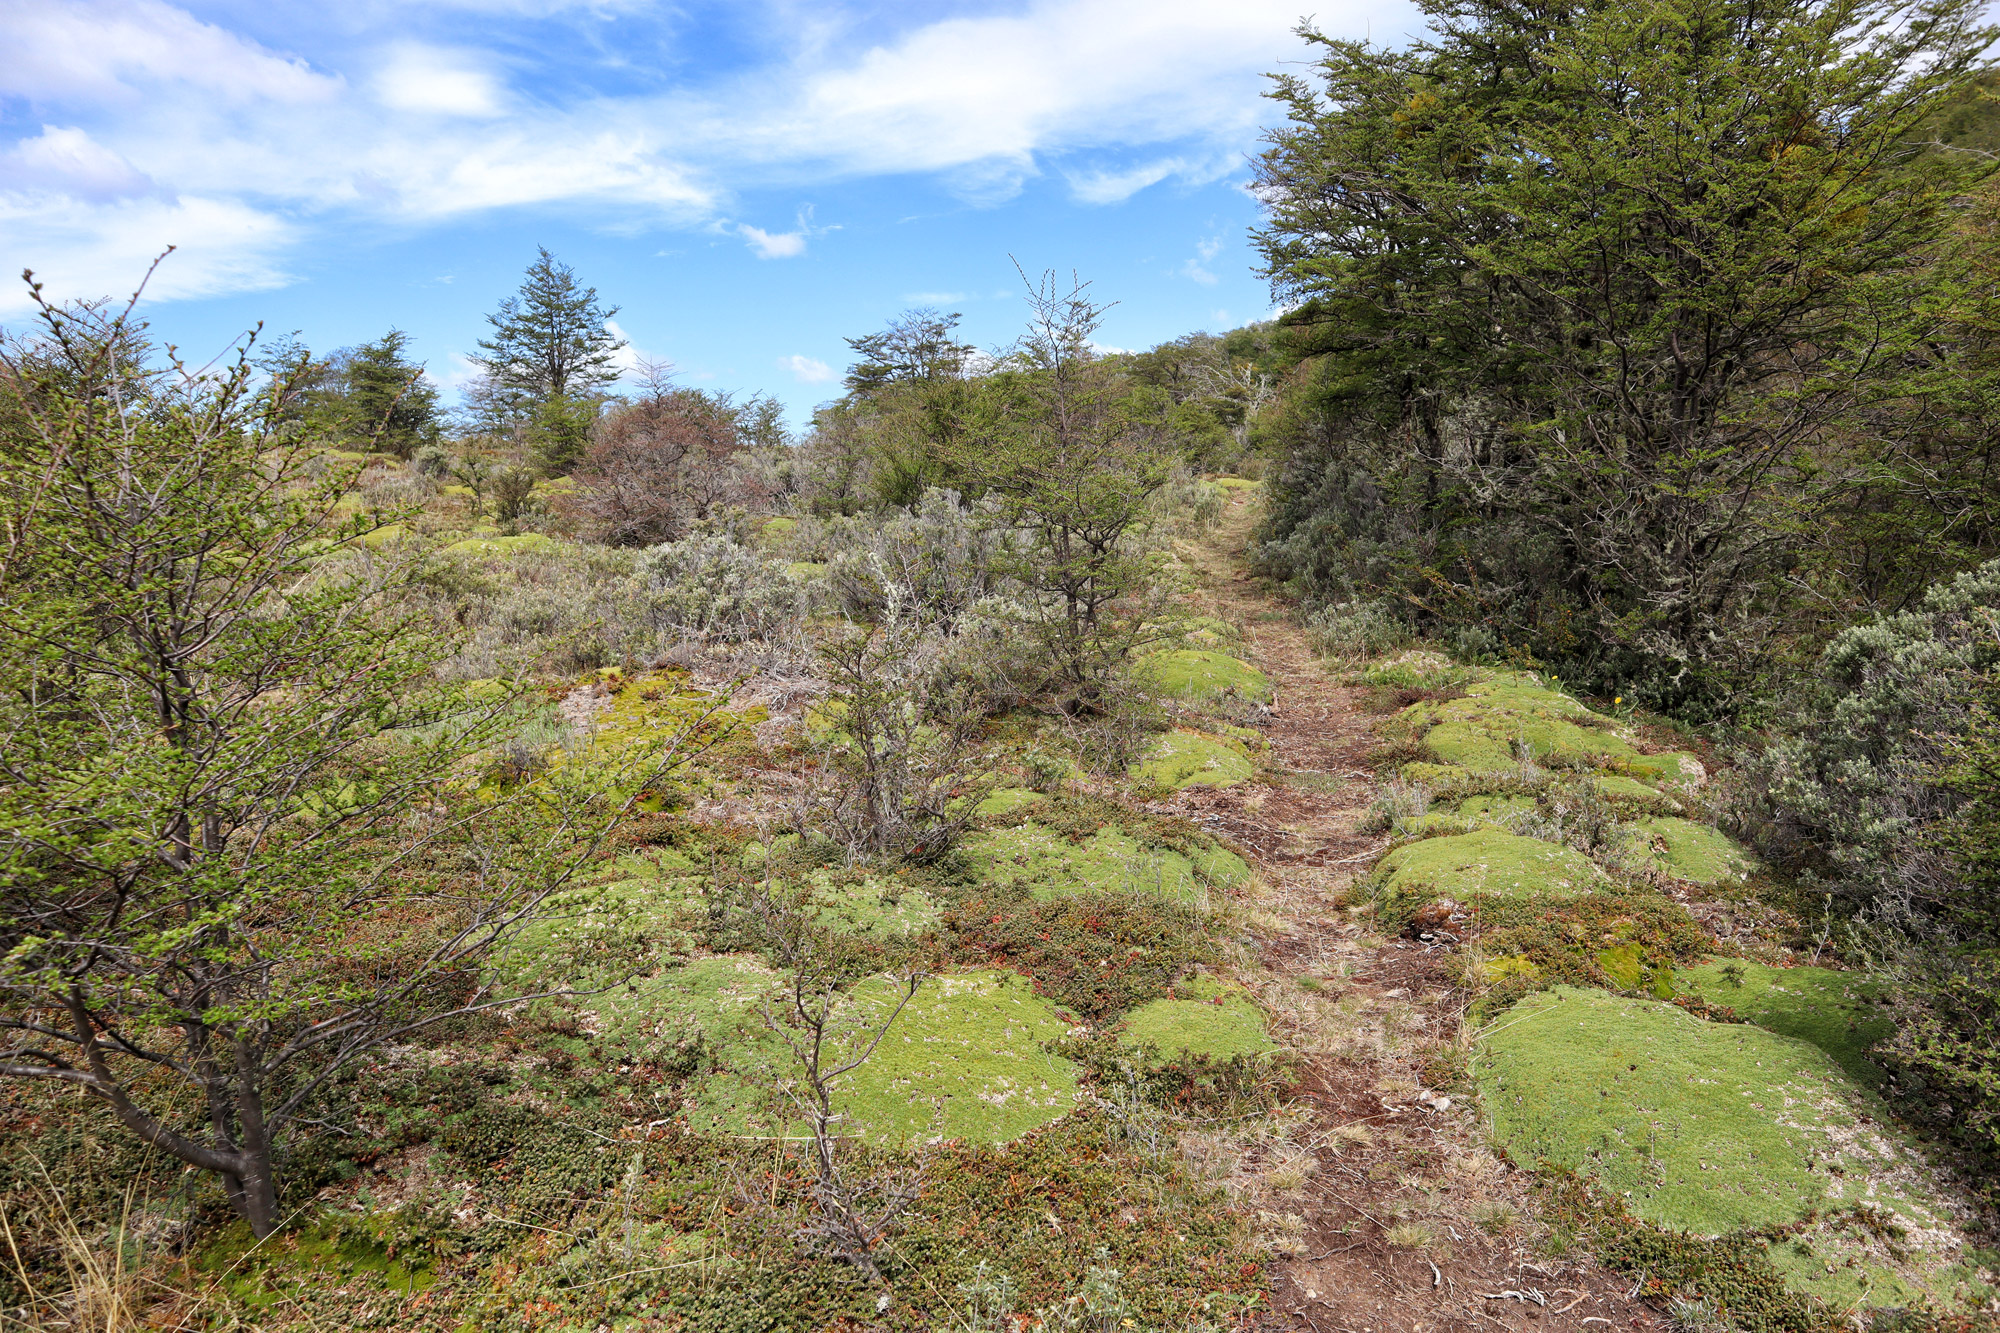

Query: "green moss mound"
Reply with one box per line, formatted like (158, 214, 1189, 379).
(1372, 830, 1607, 917)
(1618, 750, 1707, 784)
(976, 786, 1046, 818)
(1130, 728, 1254, 790)
(1476, 987, 1954, 1238)
(1132, 650, 1273, 705)
(1407, 677, 1637, 771)
(962, 822, 1217, 902)
(1634, 816, 1755, 886)
(1121, 976, 1275, 1062)
(1593, 773, 1684, 812)
(443, 532, 559, 556)
(1679, 960, 1892, 1086)
(686, 969, 1084, 1145)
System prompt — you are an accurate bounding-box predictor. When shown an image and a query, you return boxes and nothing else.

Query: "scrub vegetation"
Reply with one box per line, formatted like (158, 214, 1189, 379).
(9, 0, 2000, 1324)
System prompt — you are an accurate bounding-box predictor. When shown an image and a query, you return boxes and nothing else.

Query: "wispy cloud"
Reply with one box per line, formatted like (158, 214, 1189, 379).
(371, 44, 506, 118)
(1179, 234, 1224, 284)
(779, 354, 835, 384)
(0, 0, 1347, 312)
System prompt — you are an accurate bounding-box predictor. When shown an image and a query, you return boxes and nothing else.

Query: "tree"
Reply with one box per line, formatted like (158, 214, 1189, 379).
(338, 329, 441, 459)
(951, 271, 1176, 712)
(566, 362, 752, 545)
(842, 308, 976, 395)
(0, 283, 720, 1237)
(253, 330, 441, 459)
(470, 247, 626, 468)
(1252, 0, 1996, 713)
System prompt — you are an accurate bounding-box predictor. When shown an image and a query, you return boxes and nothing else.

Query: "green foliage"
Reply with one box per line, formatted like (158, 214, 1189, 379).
(1633, 816, 1757, 887)
(1533, 1171, 1831, 1333)
(1733, 563, 2000, 1172)
(1469, 891, 1712, 1013)
(469, 246, 625, 424)
(1251, 0, 1997, 714)
(0, 295, 714, 1236)
(946, 272, 1180, 713)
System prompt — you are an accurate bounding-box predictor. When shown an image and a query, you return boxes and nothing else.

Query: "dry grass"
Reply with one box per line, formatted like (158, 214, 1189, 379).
(2, 1181, 157, 1332)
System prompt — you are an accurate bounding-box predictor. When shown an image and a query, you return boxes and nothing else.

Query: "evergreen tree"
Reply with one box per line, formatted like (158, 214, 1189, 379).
(471, 247, 626, 420)
(843, 308, 974, 394)
(339, 329, 441, 459)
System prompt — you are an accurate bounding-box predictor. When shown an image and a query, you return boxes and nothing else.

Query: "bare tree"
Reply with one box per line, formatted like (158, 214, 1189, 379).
(566, 360, 761, 545)
(733, 872, 928, 1283)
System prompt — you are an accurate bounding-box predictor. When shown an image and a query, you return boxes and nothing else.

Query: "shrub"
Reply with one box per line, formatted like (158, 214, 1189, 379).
(567, 384, 761, 545)
(823, 487, 1004, 630)
(635, 532, 809, 644)
(1732, 558, 2000, 905)
(1731, 558, 2000, 1179)
(795, 616, 994, 862)
(1304, 599, 1408, 661)
(411, 541, 655, 676)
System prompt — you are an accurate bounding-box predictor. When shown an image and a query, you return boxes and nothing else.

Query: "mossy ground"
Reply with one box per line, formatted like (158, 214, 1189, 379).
(1121, 975, 1276, 1063)
(1369, 829, 1607, 920)
(1636, 816, 1756, 886)
(1132, 649, 1274, 706)
(1130, 727, 1256, 790)
(1477, 988, 1967, 1302)
(684, 968, 1086, 1145)
(1677, 960, 1892, 1086)
(1475, 988, 1943, 1233)
(960, 814, 1246, 903)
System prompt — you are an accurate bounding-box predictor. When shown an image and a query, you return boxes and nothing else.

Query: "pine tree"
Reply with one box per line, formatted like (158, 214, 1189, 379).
(471, 247, 626, 420)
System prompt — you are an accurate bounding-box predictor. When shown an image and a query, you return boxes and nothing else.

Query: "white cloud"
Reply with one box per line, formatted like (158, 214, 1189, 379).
(1179, 235, 1226, 285)
(735, 205, 834, 259)
(779, 354, 834, 384)
(0, 193, 293, 316)
(2, 126, 154, 201)
(0, 0, 1373, 309)
(372, 45, 506, 117)
(1066, 158, 1185, 205)
(739, 224, 807, 259)
(0, 0, 339, 105)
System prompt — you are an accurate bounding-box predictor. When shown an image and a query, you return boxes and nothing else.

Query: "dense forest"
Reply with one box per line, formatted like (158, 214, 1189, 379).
(3, 0, 2000, 1327)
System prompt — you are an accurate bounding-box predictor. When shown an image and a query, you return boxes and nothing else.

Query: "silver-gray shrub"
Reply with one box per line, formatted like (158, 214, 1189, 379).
(823, 488, 1006, 630)
(1304, 599, 1408, 661)
(409, 541, 656, 679)
(636, 531, 813, 644)
(1732, 558, 2000, 909)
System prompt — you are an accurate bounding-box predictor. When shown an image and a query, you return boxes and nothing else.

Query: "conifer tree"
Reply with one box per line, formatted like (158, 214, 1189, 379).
(471, 247, 626, 431)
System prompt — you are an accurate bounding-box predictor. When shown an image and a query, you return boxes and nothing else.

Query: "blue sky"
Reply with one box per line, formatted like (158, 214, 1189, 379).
(0, 0, 1421, 425)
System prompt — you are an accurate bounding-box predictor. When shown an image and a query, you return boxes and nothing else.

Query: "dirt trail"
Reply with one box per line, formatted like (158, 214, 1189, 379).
(1156, 490, 1655, 1333)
